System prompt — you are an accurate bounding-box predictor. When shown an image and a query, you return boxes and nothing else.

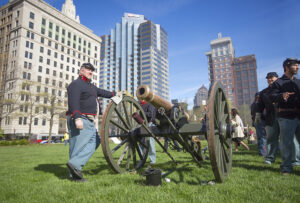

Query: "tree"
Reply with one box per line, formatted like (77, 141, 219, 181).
(41, 92, 67, 144)
(238, 104, 252, 128)
(0, 128, 3, 140)
(13, 81, 43, 138)
(190, 105, 206, 122)
(0, 91, 21, 127)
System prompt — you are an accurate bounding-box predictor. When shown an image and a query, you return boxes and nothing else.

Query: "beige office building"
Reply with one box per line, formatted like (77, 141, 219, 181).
(0, 0, 101, 136)
(206, 33, 235, 103)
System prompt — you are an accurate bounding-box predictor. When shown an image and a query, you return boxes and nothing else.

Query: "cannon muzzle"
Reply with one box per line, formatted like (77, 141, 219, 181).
(136, 85, 173, 114)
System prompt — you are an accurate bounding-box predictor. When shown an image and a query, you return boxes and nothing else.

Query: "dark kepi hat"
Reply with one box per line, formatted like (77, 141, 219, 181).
(266, 72, 278, 78)
(81, 63, 95, 71)
(283, 58, 300, 67)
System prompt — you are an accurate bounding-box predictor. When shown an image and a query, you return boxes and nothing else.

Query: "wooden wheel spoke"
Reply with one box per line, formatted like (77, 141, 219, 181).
(111, 139, 128, 153)
(126, 146, 132, 170)
(221, 149, 227, 172)
(122, 100, 132, 128)
(117, 144, 129, 166)
(132, 145, 137, 167)
(221, 142, 230, 163)
(138, 139, 149, 149)
(114, 107, 130, 130)
(135, 145, 144, 160)
(220, 100, 225, 114)
(110, 119, 129, 133)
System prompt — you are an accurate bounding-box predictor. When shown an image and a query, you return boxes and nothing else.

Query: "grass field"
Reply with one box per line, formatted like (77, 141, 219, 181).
(0, 143, 299, 203)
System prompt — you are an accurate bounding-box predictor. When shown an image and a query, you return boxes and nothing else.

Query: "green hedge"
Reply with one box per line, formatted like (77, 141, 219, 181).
(0, 139, 29, 146)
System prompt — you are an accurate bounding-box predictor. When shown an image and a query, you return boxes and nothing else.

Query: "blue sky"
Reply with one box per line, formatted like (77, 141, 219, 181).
(3, 0, 300, 108)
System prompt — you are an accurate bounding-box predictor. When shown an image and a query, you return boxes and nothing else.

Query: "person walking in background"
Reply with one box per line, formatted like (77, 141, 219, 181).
(64, 132, 69, 146)
(66, 63, 115, 182)
(270, 58, 300, 175)
(251, 93, 267, 156)
(231, 108, 250, 152)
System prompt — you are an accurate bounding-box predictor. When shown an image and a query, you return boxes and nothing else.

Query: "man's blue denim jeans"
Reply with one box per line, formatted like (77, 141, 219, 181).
(265, 118, 280, 163)
(67, 116, 100, 172)
(292, 137, 300, 165)
(254, 120, 266, 156)
(278, 117, 300, 173)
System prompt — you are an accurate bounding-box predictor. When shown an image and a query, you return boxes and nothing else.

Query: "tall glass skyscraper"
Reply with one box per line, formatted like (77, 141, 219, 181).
(100, 13, 169, 108)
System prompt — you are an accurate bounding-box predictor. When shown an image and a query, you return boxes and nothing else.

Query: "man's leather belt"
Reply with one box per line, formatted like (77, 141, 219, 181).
(84, 115, 95, 122)
(278, 108, 300, 113)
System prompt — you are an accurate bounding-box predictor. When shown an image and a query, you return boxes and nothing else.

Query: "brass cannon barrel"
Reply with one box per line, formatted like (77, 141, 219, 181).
(136, 85, 173, 114)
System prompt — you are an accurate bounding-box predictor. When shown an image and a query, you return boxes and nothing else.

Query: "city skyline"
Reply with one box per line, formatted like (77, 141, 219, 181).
(2, 0, 300, 109)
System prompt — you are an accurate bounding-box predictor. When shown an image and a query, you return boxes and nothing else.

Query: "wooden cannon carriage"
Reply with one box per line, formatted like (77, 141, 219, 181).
(100, 82, 233, 183)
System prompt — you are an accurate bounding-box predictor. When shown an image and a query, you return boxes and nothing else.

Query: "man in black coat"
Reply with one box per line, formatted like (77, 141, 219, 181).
(140, 100, 157, 164)
(270, 58, 300, 174)
(66, 63, 115, 182)
(258, 72, 279, 164)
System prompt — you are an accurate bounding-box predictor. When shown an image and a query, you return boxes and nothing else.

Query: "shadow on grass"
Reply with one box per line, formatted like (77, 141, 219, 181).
(34, 162, 112, 179)
(232, 160, 300, 175)
(34, 164, 69, 180)
(136, 161, 215, 185)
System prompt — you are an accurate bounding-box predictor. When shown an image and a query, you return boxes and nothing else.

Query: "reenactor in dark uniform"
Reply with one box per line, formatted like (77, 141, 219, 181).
(66, 63, 115, 182)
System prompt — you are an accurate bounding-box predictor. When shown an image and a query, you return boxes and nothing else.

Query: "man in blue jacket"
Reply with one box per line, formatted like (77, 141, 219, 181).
(66, 63, 115, 182)
(270, 58, 300, 174)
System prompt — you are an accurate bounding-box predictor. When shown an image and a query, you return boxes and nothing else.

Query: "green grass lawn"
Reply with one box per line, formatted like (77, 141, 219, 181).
(0, 143, 299, 203)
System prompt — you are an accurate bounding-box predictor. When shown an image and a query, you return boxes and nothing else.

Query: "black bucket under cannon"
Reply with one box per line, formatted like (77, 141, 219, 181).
(143, 168, 162, 186)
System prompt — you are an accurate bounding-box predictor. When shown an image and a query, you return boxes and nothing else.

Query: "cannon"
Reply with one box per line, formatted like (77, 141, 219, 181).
(100, 82, 233, 183)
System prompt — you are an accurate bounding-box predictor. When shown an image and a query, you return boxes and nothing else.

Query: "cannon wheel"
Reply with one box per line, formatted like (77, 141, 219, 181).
(207, 82, 232, 183)
(101, 96, 149, 173)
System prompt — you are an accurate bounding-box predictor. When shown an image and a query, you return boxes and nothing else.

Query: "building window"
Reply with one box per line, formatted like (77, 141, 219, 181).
(23, 117, 27, 125)
(19, 117, 22, 125)
(38, 66, 42, 72)
(30, 12, 35, 19)
(42, 119, 46, 126)
(42, 18, 46, 25)
(29, 22, 34, 29)
(37, 76, 42, 82)
(34, 118, 38, 125)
